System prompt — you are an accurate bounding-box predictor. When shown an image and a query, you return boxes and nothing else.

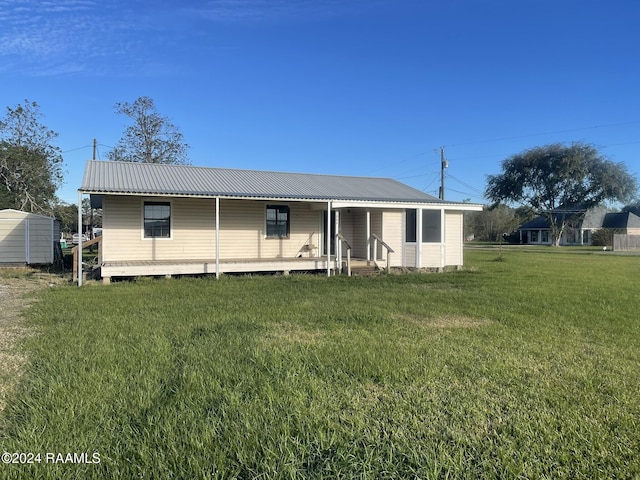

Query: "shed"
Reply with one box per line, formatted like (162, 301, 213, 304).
(0, 209, 60, 265)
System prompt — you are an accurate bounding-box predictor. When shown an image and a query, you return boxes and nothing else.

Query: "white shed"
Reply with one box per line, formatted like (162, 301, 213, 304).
(0, 209, 59, 265)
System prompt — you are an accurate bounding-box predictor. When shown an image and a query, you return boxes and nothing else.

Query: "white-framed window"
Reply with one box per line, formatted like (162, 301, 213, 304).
(405, 209, 442, 243)
(143, 201, 171, 238)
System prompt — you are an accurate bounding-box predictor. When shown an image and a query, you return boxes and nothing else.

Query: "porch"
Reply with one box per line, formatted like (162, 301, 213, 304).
(99, 255, 386, 283)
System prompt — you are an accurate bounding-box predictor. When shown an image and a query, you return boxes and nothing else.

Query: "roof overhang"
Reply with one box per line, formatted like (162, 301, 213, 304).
(82, 190, 483, 212)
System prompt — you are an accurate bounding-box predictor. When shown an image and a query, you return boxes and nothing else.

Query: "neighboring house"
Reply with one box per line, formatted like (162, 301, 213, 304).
(0, 209, 60, 265)
(517, 206, 640, 245)
(78, 161, 483, 283)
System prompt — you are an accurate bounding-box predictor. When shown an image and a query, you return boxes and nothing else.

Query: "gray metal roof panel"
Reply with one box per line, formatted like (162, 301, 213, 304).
(80, 160, 445, 204)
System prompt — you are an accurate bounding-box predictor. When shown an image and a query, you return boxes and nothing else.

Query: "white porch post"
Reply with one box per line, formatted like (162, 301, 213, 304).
(327, 201, 331, 277)
(366, 209, 371, 262)
(440, 209, 446, 269)
(416, 208, 422, 268)
(335, 210, 341, 274)
(77, 191, 83, 286)
(215, 197, 220, 279)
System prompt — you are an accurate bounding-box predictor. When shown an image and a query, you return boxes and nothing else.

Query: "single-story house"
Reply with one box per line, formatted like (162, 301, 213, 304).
(518, 206, 640, 245)
(0, 209, 60, 265)
(77, 160, 483, 284)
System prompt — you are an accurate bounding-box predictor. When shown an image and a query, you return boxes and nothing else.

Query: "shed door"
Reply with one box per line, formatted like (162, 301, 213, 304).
(0, 219, 27, 263)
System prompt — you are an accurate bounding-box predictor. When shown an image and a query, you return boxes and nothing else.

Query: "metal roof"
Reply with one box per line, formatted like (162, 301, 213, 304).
(80, 160, 447, 204)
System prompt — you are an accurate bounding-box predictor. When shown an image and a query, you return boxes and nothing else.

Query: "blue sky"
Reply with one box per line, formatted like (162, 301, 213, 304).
(2, 0, 639, 206)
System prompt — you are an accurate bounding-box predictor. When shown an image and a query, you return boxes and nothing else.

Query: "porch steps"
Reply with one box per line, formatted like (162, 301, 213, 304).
(345, 260, 380, 277)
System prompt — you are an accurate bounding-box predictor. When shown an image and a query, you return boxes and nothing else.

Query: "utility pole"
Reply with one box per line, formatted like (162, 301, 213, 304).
(439, 146, 448, 200)
(93, 138, 97, 160)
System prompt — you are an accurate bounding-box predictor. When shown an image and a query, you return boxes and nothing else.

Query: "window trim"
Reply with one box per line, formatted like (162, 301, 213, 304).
(142, 199, 173, 240)
(265, 204, 290, 239)
(404, 208, 444, 245)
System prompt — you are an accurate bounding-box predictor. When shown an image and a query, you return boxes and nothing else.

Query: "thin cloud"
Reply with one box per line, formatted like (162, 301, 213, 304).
(0, 0, 152, 76)
(0, 0, 385, 77)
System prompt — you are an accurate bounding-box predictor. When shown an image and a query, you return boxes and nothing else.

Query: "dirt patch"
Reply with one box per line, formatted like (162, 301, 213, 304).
(0, 268, 69, 415)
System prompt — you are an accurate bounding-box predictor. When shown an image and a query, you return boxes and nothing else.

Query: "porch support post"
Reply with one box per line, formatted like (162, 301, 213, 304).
(366, 209, 371, 263)
(327, 201, 331, 277)
(416, 208, 422, 268)
(215, 197, 220, 279)
(77, 190, 83, 286)
(335, 210, 341, 274)
(440, 209, 446, 269)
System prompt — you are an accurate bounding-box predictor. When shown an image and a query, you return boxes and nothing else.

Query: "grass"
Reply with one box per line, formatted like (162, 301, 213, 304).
(1, 249, 639, 479)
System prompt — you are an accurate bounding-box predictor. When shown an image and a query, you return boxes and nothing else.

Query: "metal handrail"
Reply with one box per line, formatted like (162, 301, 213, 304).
(371, 234, 394, 273)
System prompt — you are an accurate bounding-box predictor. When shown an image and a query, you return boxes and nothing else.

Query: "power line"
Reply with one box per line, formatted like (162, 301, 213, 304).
(443, 120, 640, 148)
(62, 145, 92, 153)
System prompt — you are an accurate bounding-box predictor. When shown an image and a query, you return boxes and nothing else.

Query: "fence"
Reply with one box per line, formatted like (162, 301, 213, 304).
(613, 234, 640, 251)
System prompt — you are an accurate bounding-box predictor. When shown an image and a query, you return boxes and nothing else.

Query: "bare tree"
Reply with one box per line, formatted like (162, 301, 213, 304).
(0, 100, 63, 213)
(108, 96, 190, 164)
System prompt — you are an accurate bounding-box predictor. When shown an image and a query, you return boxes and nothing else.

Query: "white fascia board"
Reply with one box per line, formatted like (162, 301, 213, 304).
(78, 191, 484, 211)
(331, 200, 484, 211)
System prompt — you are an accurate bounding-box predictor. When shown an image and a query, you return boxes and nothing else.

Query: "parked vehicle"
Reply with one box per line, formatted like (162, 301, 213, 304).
(72, 233, 89, 244)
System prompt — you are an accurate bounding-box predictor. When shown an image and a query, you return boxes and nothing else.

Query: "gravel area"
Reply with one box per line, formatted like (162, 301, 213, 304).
(0, 269, 68, 416)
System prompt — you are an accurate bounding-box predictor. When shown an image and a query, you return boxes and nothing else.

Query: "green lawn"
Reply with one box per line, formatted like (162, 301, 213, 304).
(1, 249, 639, 479)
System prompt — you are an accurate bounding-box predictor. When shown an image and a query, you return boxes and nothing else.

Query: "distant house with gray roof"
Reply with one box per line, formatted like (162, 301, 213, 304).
(77, 160, 482, 283)
(517, 206, 640, 246)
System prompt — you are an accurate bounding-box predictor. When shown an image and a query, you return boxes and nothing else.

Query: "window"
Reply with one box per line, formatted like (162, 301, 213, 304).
(405, 209, 442, 243)
(266, 205, 290, 238)
(541, 230, 549, 243)
(144, 202, 171, 238)
(405, 209, 417, 242)
(421, 210, 441, 243)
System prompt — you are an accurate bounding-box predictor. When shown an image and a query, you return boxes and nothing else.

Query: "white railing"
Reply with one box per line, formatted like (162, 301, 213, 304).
(371, 234, 394, 273)
(336, 233, 352, 276)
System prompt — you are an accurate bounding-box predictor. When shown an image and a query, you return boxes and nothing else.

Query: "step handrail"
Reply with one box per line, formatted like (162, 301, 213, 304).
(370, 234, 394, 273)
(336, 233, 352, 276)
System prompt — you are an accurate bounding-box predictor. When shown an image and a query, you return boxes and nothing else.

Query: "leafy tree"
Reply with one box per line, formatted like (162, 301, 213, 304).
(622, 200, 640, 217)
(108, 96, 189, 164)
(51, 201, 78, 234)
(485, 142, 638, 246)
(465, 204, 534, 242)
(0, 101, 63, 213)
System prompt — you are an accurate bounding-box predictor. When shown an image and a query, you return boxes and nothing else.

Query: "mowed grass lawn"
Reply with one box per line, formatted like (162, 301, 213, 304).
(1, 249, 639, 479)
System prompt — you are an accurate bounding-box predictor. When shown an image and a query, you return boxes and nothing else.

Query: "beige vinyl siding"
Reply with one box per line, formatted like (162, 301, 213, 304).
(403, 243, 417, 267)
(444, 211, 463, 266)
(218, 200, 319, 259)
(102, 196, 216, 262)
(0, 219, 25, 262)
(420, 244, 442, 267)
(382, 210, 403, 266)
(102, 196, 322, 262)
